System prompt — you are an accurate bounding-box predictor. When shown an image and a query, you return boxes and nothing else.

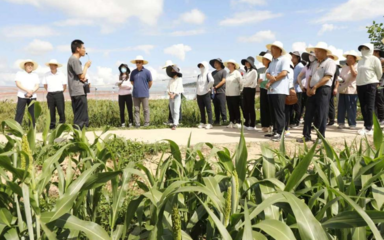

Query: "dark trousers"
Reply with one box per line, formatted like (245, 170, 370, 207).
(300, 93, 307, 121)
(71, 95, 89, 129)
(337, 94, 358, 127)
(226, 96, 241, 124)
(243, 88, 256, 127)
(269, 94, 286, 135)
(303, 86, 331, 139)
(285, 104, 293, 131)
(15, 97, 36, 127)
(197, 93, 213, 124)
(260, 88, 271, 128)
(213, 93, 227, 123)
(291, 92, 303, 125)
(375, 87, 384, 121)
(118, 94, 133, 124)
(47, 91, 65, 129)
(328, 94, 336, 124)
(168, 103, 182, 123)
(357, 83, 377, 130)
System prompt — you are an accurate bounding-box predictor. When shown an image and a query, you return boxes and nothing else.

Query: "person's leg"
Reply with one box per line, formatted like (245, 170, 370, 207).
(127, 94, 134, 125)
(143, 98, 150, 126)
(328, 94, 335, 125)
(213, 94, 220, 123)
(270, 94, 285, 135)
(337, 94, 347, 126)
(197, 95, 206, 124)
(57, 92, 66, 125)
(303, 95, 316, 140)
(375, 87, 384, 121)
(268, 94, 276, 134)
(243, 88, 250, 127)
(347, 94, 358, 127)
(357, 85, 367, 129)
(366, 84, 377, 130)
(179, 97, 182, 122)
(133, 97, 141, 127)
(226, 96, 234, 123)
(168, 104, 173, 124)
(15, 97, 27, 125)
(316, 87, 331, 138)
(169, 98, 175, 125)
(26, 98, 36, 127)
(47, 93, 56, 129)
(294, 92, 302, 125)
(118, 95, 125, 125)
(260, 88, 268, 127)
(205, 93, 213, 125)
(285, 105, 290, 131)
(218, 93, 227, 122)
(300, 93, 307, 123)
(83, 95, 89, 128)
(71, 96, 82, 129)
(249, 88, 256, 128)
(234, 96, 241, 124)
(173, 95, 181, 126)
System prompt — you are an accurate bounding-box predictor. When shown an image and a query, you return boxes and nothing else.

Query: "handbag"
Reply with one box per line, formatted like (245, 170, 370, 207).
(285, 88, 298, 105)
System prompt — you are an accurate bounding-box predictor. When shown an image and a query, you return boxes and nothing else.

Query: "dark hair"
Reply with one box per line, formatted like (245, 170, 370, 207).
(71, 39, 84, 54)
(244, 64, 256, 72)
(118, 64, 130, 80)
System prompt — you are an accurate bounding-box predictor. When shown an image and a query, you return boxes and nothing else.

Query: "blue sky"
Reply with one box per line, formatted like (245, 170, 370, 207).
(0, 0, 383, 89)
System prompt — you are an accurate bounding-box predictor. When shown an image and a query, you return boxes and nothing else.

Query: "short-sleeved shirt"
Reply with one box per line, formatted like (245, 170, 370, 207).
(130, 67, 152, 98)
(301, 66, 312, 89)
(225, 70, 242, 96)
(67, 55, 84, 97)
(42, 71, 67, 92)
(266, 56, 291, 95)
(212, 69, 227, 94)
(309, 58, 337, 88)
(15, 71, 40, 98)
(293, 62, 305, 93)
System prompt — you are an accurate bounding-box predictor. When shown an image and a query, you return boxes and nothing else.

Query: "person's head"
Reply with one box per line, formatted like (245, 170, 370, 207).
(135, 60, 144, 69)
(374, 50, 381, 58)
(346, 55, 357, 66)
(358, 44, 372, 57)
(227, 62, 235, 71)
(262, 58, 271, 68)
(119, 64, 130, 79)
(314, 48, 328, 61)
(271, 46, 283, 58)
(71, 39, 85, 56)
(214, 60, 222, 70)
(291, 55, 300, 65)
(24, 62, 34, 73)
(49, 64, 58, 73)
(244, 61, 251, 69)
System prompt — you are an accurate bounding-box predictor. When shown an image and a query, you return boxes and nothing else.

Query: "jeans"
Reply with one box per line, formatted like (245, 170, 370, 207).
(243, 88, 256, 127)
(337, 94, 358, 127)
(213, 93, 227, 123)
(226, 96, 241, 124)
(357, 84, 377, 130)
(118, 94, 133, 124)
(133, 97, 150, 126)
(15, 97, 36, 127)
(197, 93, 213, 124)
(71, 95, 89, 129)
(169, 95, 181, 126)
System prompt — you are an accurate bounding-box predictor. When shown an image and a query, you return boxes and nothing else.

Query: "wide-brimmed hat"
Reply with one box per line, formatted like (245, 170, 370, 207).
(306, 42, 331, 54)
(328, 52, 339, 61)
(118, 63, 131, 74)
(130, 55, 148, 65)
(289, 51, 301, 57)
(224, 59, 240, 70)
(45, 59, 62, 67)
(162, 60, 174, 69)
(343, 50, 362, 61)
(301, 51, 316, 62)
(209, 58, 224, 69)
(241, 56, 257, 70)
(256, 52, 273, 63)
(19, 59, 39, 71)
(266, 41, 287, 55)
(358, 43, 373, 52)
(166, 65, 182, 78)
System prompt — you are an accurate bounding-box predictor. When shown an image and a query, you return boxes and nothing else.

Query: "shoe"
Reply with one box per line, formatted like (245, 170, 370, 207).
(272, 133, 281, 142)
(129, 123, 132, 127)
(349, 126, 357, 130)
(121, 123, 126, 127)
(171, 125, 176, 130)
(261, 127, 269, 133)
(291, 124, 299, 129)
(285, 131, 291, 136)
(205, 124, 213, 129)
(213, 121, 220, 125)
(338, 124, 346, 129)
(357, 128, 373, 136)
(198, 123, 205, 129)
(379, 120, 384, 126)
(135, 125, 140, 128)
(327, 122, 335, 126)
(296, 138, 312, 143)
(235, 123, 241, 129)
(247, 126, 257, 131)
(265, 132, 275, 137)
(144, 123, 150, 127)
(227, 122, 234, 128)
(367, 129, 373, 136)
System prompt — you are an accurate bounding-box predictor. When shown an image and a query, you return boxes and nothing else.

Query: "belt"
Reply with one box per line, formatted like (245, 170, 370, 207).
(48, 91, 64, 93)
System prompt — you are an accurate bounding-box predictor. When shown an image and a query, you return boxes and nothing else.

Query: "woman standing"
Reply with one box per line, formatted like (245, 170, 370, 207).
(241, 56, 259, 130)
(116, 64, 133, 127)
(166, 65, 184, 130)
(284, 61, 295, 136)
(336, 50, 360, 129)
(15, 59, 40, 127)
(224, 59, 242, 129)
(256, 52, 272, 133)
(356, 43, 383, 136)
(196, 61, 214, 129)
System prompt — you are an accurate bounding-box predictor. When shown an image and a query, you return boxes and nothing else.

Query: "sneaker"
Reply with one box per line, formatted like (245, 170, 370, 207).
(171, 125, 176, 130)
(285, 131, 291, 136)
(296, 137, 312, 143)
(327, 122, 335, 126)
(261, 127, 269, 133)
(144, 123, 150, 127)
(367, 129, 373, 136)
(135, 125, 140, 129)
(379, 120, 384, 126)
(205, 124, 213, 129)
(349, 126, 358, 130)
(227, 122, 234, 128)
(247, 126, 257, 131)
(198, 123, 205, 129)
(129, 123, 132, 127)
(338, 124, 346, 129)
(235, 123, 241, 129)
(121, 123, 126, 127)
(213, 121, 220, 125)
(357, 128, 373, 136)
(272, 133, 281, 142)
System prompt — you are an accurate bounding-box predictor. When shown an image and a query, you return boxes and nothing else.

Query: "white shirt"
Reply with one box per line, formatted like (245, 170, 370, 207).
(15, 71, 40, 98)
(225, 70, 242, 96)
(167, 77, 184, 94)
(241, 69, 258, 89)
(196, 71, 214, 95)
(356, 55, 383, 86)
(42, 71, 67, 92)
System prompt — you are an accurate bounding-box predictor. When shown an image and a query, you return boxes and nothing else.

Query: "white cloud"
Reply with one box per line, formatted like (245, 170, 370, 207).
(318, 24, 347, 36)
(238, 30, 275, 43)
(146, 66, 168, 82)
(318, 0, 384, 22)
(219, 11, 282, 26)
(164, 44, 192, 61)
(53, 18, 94, 27)
(92, 66, 116, 85)
(231, 0, 266, 5)
(24, 39, 54, 55)
(57, 45, 70, 53)
(170, 29, 205, 36)
(179, 9, 206, 25)
(2, 25, 59, 38)
(292, 42, 308, 52)
(328, 45, 345, 61)
(86, 45, 155, 56)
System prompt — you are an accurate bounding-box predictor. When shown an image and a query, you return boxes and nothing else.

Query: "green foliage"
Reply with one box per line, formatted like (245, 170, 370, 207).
(367, 17, 384, 48)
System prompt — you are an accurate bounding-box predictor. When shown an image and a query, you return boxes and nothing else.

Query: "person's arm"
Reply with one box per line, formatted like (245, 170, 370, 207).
(78, 61, 91, 82)
(44, 84, 48, 91)
(313, 75, 332, 90)
(350, 64, 358, 77)
(207, 71, 214, 88)
(147, 71, 153, 89)
(15, 81, 31, 94)
(63, 84, 67, 92)
(374, 58, 383, 80)
(215, 78, 226, 89)
(297, 71, 305, 90)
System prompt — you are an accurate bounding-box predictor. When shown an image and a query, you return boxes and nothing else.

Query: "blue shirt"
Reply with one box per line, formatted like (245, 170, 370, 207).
(266, 56, 290, 95)
(293, 62, 305, 93)
(130, 67, 152, 98)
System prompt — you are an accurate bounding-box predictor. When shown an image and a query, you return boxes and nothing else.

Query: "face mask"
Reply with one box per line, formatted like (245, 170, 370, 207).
(200, 67, 205, 74)
(361, 49, 370, 57)
(121, 68, 127, 73)
(309, 55, 315, 62)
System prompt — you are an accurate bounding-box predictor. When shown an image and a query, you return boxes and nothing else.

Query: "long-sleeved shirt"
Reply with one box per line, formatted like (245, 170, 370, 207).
(356, 51, 383, 86)
(167, 77, 184, 94)
(116, 79, 132, 95)
(338, 64, 357, 95)
(226, 70, 242, 96)
(196, 69, 214, 96)
(241, 69, 258, 89)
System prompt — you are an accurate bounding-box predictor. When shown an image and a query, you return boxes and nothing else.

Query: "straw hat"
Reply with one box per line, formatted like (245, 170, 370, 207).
(306, 42, 331, 54)
(343, 50, 362, 61)
(45, 59, 63, 67)
(162, 60, 174, 69)
(19, 59, 39, 71)
(130, 55, 148, 65)
(266, 41, 287, 55)
(256, 52, 273, 63)
(224, 59, 240, 70)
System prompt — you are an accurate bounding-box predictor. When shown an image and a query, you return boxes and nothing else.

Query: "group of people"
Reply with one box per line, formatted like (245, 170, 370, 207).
(13, 39, 384, 142)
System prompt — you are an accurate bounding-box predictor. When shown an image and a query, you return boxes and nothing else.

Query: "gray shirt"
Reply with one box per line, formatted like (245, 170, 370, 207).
(309, 58, 336, 88)
(67, 55, 84, 96)
(212, 69, 227, 94)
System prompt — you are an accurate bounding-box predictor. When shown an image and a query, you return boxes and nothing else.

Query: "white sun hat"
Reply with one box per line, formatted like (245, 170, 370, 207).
(223, 59, 240, 70)
(130, 55, 148, 65)
(256, 52, 273, 63)
(45, 59, 63, 67)
(343, 50, 362, 61)
(162, 60, 174, 69)
(19, 59, 39, 71)
(266, 41, 287, 55)
(306, 42, 331, 54)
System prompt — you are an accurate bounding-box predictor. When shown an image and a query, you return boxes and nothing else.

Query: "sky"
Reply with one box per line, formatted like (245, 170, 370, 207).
(0, 0, 383, 90)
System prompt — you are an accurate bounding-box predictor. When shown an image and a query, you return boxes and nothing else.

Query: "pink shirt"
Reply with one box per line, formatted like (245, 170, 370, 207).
(338, 64, 357, 95)
(116, 77, 132, 95)
(300, 66, 312, 89)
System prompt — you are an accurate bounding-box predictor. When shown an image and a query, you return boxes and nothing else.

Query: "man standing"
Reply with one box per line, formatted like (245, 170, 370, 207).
(209, 58, 227, 125)
(289, 51, 305, 128)
(43, 59, 67, 129)
(67, 39, 92, 130)
(265, 41, 290, 141)
(297, 42, 336, 143)
(130, 55, 153, 127)
(327, 52, 341, 126)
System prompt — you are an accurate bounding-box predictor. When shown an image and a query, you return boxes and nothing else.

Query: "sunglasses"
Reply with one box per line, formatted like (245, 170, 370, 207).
(136, 61, 144, 64)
